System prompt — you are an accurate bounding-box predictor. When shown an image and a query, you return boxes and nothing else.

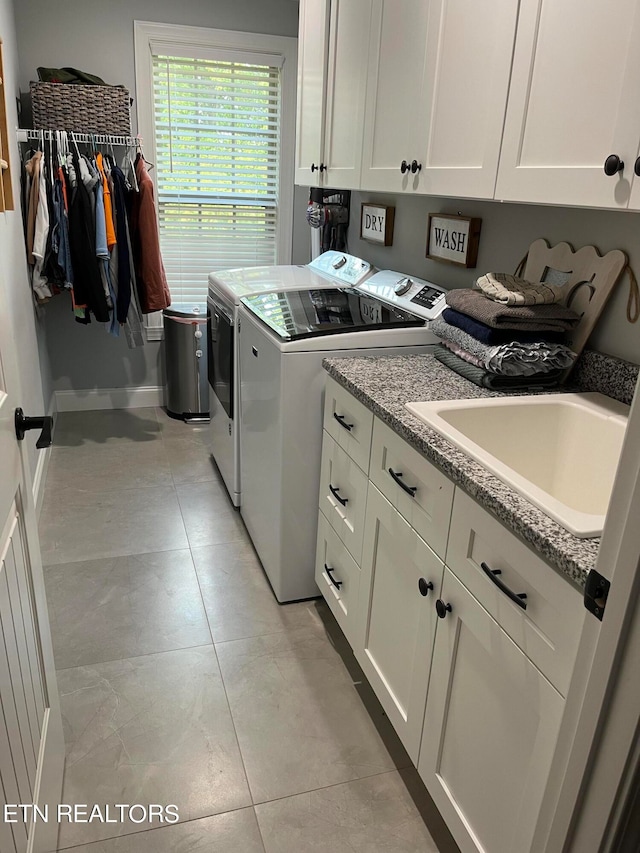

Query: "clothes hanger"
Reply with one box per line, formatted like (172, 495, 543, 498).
(136, 135, 154, 170)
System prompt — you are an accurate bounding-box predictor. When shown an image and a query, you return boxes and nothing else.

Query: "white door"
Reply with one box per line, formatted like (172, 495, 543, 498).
(355, 484, 443, 763)
(418, 568, 564, 853)
(0, 268, 64, 849)
(419, 0, 520, 199)
(294, 0, 330, 186)
(360, 0, 431, 193)
(495, 0, 640, 208)
(321, 0, 371, 189)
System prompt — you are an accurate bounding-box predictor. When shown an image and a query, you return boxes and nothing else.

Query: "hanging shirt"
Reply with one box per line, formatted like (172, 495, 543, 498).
(24, 151, 42, 264)
(96, 152, 116, 250)
(110, 164, 133, 324)
(130, 155, 171, 313)
(67, 152, 109, 323)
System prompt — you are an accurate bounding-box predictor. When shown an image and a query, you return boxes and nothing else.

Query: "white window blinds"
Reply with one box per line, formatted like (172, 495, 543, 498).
(152, 53, 282, 303)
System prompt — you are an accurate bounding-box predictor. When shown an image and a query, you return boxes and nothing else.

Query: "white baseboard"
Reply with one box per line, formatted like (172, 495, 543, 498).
(54, 386, 164, 413)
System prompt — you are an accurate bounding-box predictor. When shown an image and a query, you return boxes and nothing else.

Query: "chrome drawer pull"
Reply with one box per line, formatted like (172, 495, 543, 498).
(329, 484, 348, 506)
(388, 468, 417, 497)
(480, 562, 528, 610)
(324, 564, 343, 590)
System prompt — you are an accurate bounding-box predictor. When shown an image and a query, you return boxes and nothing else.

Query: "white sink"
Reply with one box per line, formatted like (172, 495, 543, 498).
(405, 393, 629, 538)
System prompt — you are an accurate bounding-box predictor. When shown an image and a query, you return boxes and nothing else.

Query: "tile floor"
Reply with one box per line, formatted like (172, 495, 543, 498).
(39, 407, 456, 852)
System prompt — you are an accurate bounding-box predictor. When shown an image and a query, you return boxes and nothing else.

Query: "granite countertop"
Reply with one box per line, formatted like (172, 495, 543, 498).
(323, 353, 605, 589)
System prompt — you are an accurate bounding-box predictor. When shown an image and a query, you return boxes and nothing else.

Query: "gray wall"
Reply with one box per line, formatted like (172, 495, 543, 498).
(14, 0, 305, 394)
(16, 0, 639, 395)
(0, 0, 52, 481)
(347, 192, 640, 364)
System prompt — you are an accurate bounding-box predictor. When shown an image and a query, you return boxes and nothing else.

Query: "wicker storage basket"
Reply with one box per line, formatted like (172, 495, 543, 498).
(30, 82, 131, 135)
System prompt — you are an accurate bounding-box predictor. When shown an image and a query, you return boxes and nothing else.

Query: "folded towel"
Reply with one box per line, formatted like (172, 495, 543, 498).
(442, 308, 566, 345)
(441, 340, 485, 368)
(429, 316, 576, 376)
(433, 346, 563, 391)
(475, 272, 564, 305)
(446, 288, 581, 331)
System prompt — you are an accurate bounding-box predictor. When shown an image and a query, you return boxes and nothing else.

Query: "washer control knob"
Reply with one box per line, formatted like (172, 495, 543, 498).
(394, 277, 413, 296)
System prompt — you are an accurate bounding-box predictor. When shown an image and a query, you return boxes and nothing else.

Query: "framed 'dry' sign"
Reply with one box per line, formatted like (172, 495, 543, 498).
(360, 203, 395, 246)
(426, 213, 481, 268)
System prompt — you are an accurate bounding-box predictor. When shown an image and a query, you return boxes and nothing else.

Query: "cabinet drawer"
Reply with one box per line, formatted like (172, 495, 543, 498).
(315, 512, 361, 646)
(319, 431, 368, 564)
(323, 376, 373, 473)
(370, 418, 455, 558)
(446, 489, 584, 696)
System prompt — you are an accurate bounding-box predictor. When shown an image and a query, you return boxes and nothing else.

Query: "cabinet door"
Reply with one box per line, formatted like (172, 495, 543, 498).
(295, 0, 330, 186)
(360, 0, 430, 193)
(418, 569, 564, 853)
(495, 0, 640, 208)
(419, 0, 519, 199)
(322, 0, 371, 189)
(355, 484, 443, 763)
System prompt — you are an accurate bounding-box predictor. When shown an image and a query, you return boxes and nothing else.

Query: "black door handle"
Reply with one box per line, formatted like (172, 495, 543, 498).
(15, 408, 53, 449)
(604, 154, 624, 176)
(333, 412, 353, 432)
(435, 599, 452, 619)
(329, 484, 348, 506)
(418, 578, 433, 597)
(388, 468, 417, 496)
(480, 561, 528, 610)
(324, 564, 343, 589)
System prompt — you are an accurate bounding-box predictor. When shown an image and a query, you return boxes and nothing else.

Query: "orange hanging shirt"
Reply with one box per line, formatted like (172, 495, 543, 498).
(96, 153, 116, 250)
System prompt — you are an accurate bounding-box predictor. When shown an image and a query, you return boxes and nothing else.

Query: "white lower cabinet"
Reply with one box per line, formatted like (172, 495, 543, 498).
(355, 484, 443, 763)
(316, 392, 583, 852)
(417, 568, 565, 853)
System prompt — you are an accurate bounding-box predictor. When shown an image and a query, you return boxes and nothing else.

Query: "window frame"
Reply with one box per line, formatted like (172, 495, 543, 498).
(134, 20, 297, 340)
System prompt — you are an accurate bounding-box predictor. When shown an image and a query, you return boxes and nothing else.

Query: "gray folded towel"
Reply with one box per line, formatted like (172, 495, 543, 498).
(446, 288, 581, 331)
(434, 346, 564, 390)
(429, 317, 576, 376)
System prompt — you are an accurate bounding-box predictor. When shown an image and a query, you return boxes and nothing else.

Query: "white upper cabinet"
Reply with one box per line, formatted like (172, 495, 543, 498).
(419, 0, 520, 198)
(360, 0, 431, 193)
(295, 0, 371, 189)
(360, 0, 519, 198)
(496, 0, 640, 208)
(295, 0, 331, 187)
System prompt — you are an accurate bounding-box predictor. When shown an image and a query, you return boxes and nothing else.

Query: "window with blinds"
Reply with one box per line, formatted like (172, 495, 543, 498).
(152, 53, 282, 303)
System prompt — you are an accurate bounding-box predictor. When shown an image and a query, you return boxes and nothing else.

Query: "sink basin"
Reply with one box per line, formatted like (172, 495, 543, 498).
(405, 393, 629, 538)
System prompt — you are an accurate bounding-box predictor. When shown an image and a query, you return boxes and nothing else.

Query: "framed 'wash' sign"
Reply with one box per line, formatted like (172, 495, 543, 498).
(426, 213, 481, 267)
